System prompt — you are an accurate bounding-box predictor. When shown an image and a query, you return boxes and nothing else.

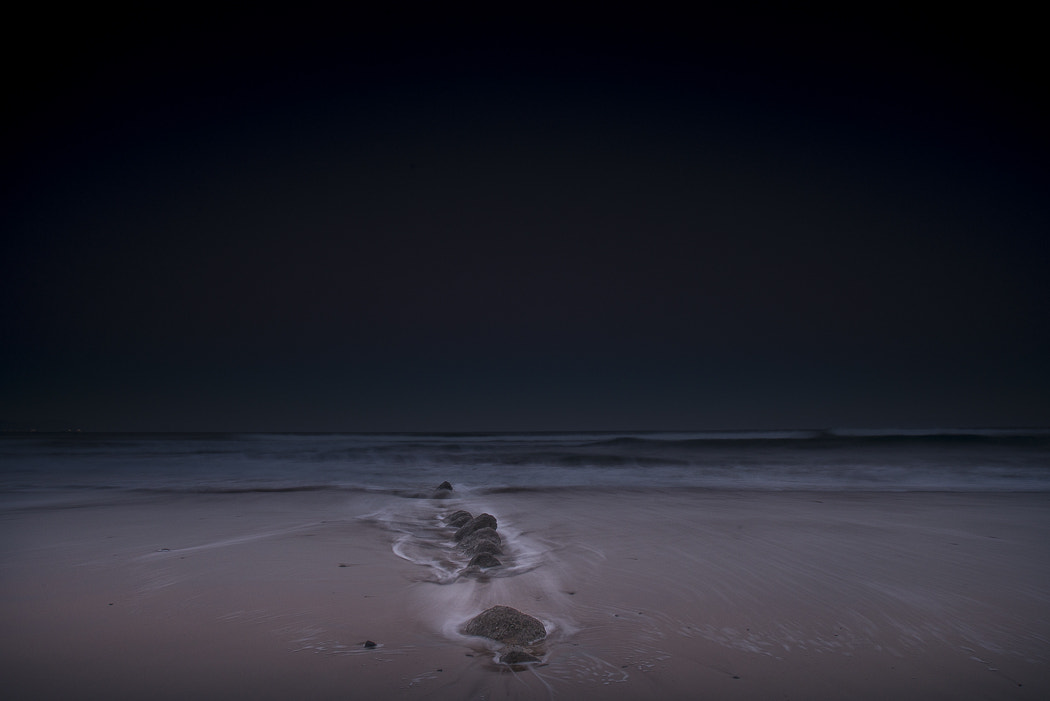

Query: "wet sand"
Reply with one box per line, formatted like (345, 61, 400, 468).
(1, 489, 1047, 700)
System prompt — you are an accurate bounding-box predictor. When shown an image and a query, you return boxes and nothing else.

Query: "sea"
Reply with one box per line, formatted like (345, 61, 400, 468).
(2, 428, 1049, 499)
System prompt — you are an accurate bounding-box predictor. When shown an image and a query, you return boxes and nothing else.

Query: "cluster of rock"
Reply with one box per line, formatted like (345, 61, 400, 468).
(433, 482, 548, 666)
(444, 508, 503, 570)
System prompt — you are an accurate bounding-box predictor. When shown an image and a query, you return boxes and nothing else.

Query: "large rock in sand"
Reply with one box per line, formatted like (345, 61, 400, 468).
(444, 510, 472, 528)
(458, 527, 502, 555)
(467, 552, 502, 569)
(454, 513, 497, 541)
(461, 605, 546, 645)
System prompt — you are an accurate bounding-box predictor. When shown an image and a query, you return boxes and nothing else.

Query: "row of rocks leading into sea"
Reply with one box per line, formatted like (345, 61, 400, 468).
(433, 482, 548, 665)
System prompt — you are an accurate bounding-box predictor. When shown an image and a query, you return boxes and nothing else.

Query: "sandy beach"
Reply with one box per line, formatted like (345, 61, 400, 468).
(2, 488, 1047, 700)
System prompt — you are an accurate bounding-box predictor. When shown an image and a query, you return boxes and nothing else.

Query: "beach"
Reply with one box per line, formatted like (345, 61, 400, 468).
(2, 484, 1047, 700)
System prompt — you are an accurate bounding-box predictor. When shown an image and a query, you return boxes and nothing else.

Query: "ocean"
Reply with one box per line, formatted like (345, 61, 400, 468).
(3, 428, 1049, 498)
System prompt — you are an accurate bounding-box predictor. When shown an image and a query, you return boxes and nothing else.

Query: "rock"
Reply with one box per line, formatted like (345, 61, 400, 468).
(469, 541, 502, 556)
(454, 513, 497, 541)
(364, 640, 377, 649)
(444, 510, 473, 528)
(499, 647, 540, 664)
(436, 481, 453, 491)
(461, 605, 546, 646)
(468, 552, 502, 569)
(458, 527, 502, 555)
(465, 540, 502, 556)
(432, 481, 454, 499)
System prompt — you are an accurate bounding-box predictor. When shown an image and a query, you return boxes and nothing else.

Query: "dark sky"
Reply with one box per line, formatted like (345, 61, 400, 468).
(4, 8, 1048, 431)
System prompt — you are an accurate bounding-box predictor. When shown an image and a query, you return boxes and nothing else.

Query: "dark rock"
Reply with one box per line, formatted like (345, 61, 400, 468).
(444, 510, 473, 528)
(468, 552, 502, 569)
(454, 513, 497, 541)
(461, 605, 546, 646)
(477, 543, 502, 557)
(499, 647, 540, 664)
(436, 481, 453, 491)
(364, 640, 377, 648)
(463, 540, 501, 556)
(458, 527, 502, 555)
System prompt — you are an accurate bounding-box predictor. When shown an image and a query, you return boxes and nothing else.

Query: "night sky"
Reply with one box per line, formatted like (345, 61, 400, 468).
(4, 9, 1047, 432)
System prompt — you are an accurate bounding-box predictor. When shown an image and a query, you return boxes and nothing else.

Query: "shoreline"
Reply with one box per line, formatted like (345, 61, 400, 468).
(2, 489, 1047, 699)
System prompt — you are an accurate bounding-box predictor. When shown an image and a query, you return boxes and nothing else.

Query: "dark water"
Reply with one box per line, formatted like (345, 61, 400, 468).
(2, 428, 1049, 495)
